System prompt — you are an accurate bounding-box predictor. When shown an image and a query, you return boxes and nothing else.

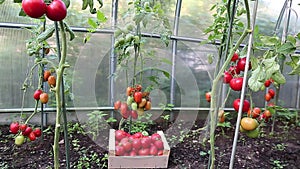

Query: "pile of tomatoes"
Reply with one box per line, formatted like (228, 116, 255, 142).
(22, 0, 67, 21)
(10, 122, 42, 145)
(114, 130, 165, 156)
(114, 84, 152, 119)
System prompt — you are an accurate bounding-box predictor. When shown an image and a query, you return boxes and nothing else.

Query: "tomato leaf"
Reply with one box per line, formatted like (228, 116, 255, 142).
(287, 55, 300, 75)
(0, 0, 5, 4)
(82, 0, 88, 10)
(248, 65, 265, 92)
(62, 0, 70, 8)
(97, 10, 107, 22)
(97, 0, 103, 8)
(13, 0, 21, 3)
(260, 36, 280, 46)
(276, 42, 296, 55)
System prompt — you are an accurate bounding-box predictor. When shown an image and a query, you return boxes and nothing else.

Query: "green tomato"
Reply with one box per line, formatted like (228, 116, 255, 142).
(127, 96, 134, 105)
(131, 102, 138, 110)
(15, 135, 25, 146)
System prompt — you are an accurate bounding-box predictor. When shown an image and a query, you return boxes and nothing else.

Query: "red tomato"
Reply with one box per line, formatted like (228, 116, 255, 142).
(264, 79, 272, 87)
(115, 145, 125, 156)
(229, 77, 243, 91)
(141, 137, 151, 149)
(138, 148, 150, 156)
(132, 132, 143, 139)
(154, 140, 164, 150)
(149, 145, 158, 156)
(268, 89, 275, 98)
(122, 141, 132, 152)
(231, 52, 239, 62)
(151, 133, 161, 142)
(132, 138, 142, 150)
(237, 57, 251, 71)
(22, 126, 33, 136)
(223, 71, 233, 84)
(265, 93, 272, 102)
(120, 103, 128, 118)
(19, 124, 27, 132)
(129, 150, 137, 156)
(46, 0, 67, 21)
(28, 132, 36, 141)
(115, 130, 127, 141)
(205, 92, 211, 102)
(43, 70, 51, 81)
(131, 110, 138, 120)
(157, 149, 164, 156)
(33, 89, 43, 100)
(33, 128, 42, 137)
(247, 107, 261, 118)
(126, 87, 134, 96)
(10, 122, 19, 134)
(233, 99, 250, 112)
(134, 92, 143, 103)
(135, 84, 142, 91)
(22, 0, 47, 18)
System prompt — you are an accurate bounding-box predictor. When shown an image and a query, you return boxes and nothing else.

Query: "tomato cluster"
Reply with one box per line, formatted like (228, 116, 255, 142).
(22, 0, 67, 21)
(114, 130, 164, 156)
(10, 122, 42, 145)
(33, 89, 49, 104)
(114, 84, 151, 118)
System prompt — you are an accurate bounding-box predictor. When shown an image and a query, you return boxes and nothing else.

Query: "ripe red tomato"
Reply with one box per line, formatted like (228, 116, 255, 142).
(265, 93, 272, 102)
(19, 124, 27, 132)
(134, 92, 143, 103)
(247, 107, 261, 118)
(263, 110, 272, 118)
(132, 138, 142, 150)
(233, 99, 250, 112)
(149, 145, 158, 156)
(40, 93, 49, 104)
(141, 137, 151, 149)
(115, 145, 125, 156)
(33, 128, 42, 137)
(33, 89, 43, 100)
(28, 132, 36, 141)
(154, 140, 164, 150)
(122, 141, 132, 152)
(120, 103, 128, 117)
(205, 92, 211, 102)
(46, 0, 67, 21)
(115, 130, 127, 141)
(223, 71, 233, 84)
(264, 79, 272, 87)
(138, 148, 150, 156)
(132, 132, 143, 139)
(157, 149, 164, 156)
(22, 126, 33, 136)
(231, 52, 239, 62)
(10, 122, 19, 134)
(135, 84, 142, 91)
(22, 0, 47, 18)
(268, 89, 275, 98)
(129, 150, 137, 156)
(130, 110, 138, 119)
(229, 77, 243, 91)
(151, 133, 161, 142)
(237, 57, 251, 71)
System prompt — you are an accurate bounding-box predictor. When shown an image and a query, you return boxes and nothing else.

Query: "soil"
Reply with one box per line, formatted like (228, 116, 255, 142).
(0, 117, 299, 169)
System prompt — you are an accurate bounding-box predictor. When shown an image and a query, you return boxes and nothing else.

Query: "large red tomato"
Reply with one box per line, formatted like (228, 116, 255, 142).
(46, 0, 67, 21)
(233, 99, 250, 112)
(22, 0, 47, 18)
(229, 77, 243, 91)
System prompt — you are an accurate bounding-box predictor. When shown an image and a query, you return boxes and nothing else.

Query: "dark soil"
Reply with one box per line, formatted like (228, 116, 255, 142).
(0, 117, 299, 169)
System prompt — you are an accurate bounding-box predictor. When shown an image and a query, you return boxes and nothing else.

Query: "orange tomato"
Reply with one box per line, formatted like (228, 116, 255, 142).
(48, 75, 56, 87)
(247, 107, 261, 118)
(240, 117, 258, 131)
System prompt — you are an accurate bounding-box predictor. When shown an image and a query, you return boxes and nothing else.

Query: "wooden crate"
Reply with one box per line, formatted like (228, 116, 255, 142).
(108, 129, 170, 168)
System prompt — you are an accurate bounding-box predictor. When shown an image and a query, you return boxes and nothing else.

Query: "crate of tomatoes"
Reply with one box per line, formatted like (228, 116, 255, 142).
(108, 129, 170, 168)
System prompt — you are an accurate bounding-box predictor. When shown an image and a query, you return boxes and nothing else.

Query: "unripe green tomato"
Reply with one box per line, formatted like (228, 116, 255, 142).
(131, 102, 138, 110)
(15, 135, 25, 146)
(127, 96, 134, 105)
(246, 128, 260, 138)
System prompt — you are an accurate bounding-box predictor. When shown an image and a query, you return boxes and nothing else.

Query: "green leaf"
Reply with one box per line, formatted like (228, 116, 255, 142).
(248, 65, 265, 92)
(208, 54, 213, 64)
(250, 56, 259, 70)
(277, 42, 296, 55)
(88, 18, 98, 29)
(0, 0, 5, 4)
(96, 10, 107, 22)
(62, 0, 70, 8)
(18, 8, 26, 16)
(97, 0, 103, 8)
(260, 36, 280, 46)
(13, 0, 21, 3)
